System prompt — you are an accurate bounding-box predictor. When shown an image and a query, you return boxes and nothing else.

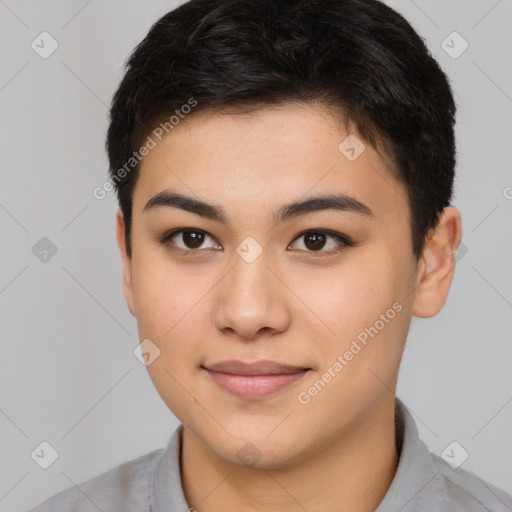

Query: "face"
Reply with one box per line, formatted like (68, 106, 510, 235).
(116, 103, 456, 467)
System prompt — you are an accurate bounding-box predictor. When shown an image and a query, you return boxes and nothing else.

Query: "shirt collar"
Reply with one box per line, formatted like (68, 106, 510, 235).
(150, 422, 189, 511)
(150, 397, 452, 512)
(375, 397, 452, 511)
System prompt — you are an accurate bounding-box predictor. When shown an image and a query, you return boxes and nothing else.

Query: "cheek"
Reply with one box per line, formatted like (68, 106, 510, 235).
(130, 256, 208, 423)
(130, 249, 201, 338)
(303, 256, 401, 336)
(302, 251, 412, 389)
(129, 251, 216, 386)
(327, 260, 411, 379)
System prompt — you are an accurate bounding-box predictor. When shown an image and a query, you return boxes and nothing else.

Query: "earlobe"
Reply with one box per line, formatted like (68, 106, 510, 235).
(411, 206, 462, 318)
(115, 210, 136, 317)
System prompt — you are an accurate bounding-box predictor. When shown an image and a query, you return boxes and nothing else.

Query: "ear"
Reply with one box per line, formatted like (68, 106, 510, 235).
(412, 206, 463, 318)
(115, 209, 136, 317)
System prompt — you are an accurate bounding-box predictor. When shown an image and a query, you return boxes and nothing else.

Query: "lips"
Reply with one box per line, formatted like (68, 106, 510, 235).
(203, 360, 311, 400)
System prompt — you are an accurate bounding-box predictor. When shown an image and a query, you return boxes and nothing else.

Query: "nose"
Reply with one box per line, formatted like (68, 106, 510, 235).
(212, 252, 291, 340)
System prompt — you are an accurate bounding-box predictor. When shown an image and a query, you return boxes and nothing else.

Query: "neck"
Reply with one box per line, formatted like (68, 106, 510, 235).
(180, 395, 399, 512)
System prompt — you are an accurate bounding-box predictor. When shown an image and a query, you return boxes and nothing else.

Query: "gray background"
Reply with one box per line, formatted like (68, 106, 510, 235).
(1, 1, 511, 510)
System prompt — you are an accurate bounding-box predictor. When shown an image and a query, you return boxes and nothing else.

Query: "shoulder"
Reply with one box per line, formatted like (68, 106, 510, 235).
(430, 452, 512, 512)
(389, 399, 512, 512)
(27, 447, 163, 512)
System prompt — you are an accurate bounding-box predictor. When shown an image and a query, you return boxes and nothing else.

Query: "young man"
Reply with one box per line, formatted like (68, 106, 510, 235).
(29, 0, 512, 511)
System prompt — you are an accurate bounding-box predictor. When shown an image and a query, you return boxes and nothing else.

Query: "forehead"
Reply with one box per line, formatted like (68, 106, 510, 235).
(133, 103, 409, 225)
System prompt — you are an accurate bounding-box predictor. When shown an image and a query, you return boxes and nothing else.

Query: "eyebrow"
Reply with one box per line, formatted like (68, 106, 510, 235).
(143, 190, 375, 224)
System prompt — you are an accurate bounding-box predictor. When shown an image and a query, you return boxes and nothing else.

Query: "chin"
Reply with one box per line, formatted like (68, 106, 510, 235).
(198, 424, 308, 469)
(224, 441, 303, 470)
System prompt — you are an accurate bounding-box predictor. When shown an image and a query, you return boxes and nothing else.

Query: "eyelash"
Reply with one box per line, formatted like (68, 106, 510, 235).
(158, 228, 353, 259)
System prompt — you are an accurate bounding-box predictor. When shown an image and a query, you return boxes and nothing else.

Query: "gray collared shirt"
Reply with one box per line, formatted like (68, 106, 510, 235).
(28, 398, 512, 511)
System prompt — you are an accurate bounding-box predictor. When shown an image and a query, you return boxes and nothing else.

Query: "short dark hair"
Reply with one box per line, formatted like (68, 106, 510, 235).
(106, 0, 457, 260)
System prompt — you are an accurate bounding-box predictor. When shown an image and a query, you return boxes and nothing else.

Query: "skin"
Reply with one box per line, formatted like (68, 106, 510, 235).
(116, 102, 462, 512)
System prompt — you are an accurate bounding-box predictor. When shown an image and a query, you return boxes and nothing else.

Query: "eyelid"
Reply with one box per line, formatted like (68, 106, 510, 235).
(160, 227, 220, 252)
(288, 229, 352, 258)
(290, 228, 351, 246)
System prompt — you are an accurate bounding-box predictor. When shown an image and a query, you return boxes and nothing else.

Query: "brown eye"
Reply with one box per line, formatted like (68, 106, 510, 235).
(303, 232, 327, 251)
(161, 228, 221, 252)
(289, 229, 352, 256)
(181, 230, 205, 249)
